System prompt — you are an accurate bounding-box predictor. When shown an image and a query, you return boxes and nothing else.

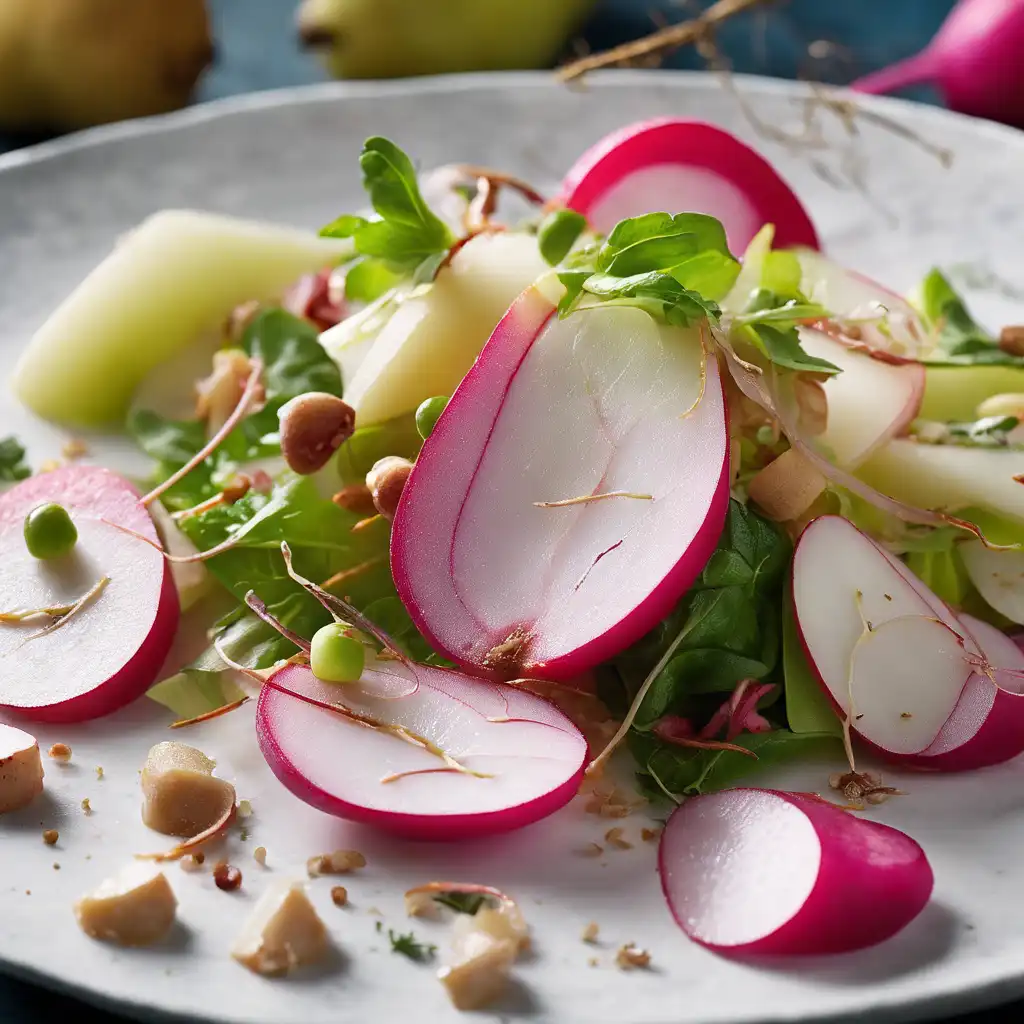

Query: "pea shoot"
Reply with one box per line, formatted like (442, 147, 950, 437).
(23, 502, 78, 560)
(310, 623, 365, 684)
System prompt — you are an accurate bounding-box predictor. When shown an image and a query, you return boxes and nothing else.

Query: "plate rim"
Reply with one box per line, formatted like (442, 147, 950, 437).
(1, 68, 1022, 1024)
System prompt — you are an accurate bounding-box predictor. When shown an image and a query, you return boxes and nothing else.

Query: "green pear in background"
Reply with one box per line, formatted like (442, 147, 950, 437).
(297, 0, 597, 78)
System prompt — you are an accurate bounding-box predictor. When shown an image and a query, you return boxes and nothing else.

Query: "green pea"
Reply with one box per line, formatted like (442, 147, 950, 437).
(537, 208, 587, 266)
(415, 396, 449, 440)
(23, 503, 78, 560)
(310, 623, 366, 684)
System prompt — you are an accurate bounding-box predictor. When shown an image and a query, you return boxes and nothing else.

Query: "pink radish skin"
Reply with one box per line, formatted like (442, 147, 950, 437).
(0, 466, 178, 723)
(256, 662, 587, 840)
(794, 515, 1024, 770)
(659, 788, 933, 956)
(559, 119, 820, 254)
(391, 286, 730, 680)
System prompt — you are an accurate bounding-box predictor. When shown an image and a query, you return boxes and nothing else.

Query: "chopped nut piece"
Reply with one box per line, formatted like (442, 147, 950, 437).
(640, 827, 661, 843)
(279, 392, 356, 475)
(581, 921, 600, 943)
(253, 846, 267, 867)
(48, 742, 72, 763)
(61, 438, 89, 460)
(237, 799, 253, 819)
(307, 849, 366, 876)
(578, 842, 604, 858)
(96, 766, 104, 779)
(231, 880, 328, 976)
(604, 827, 633, 850)
(81, 798, 92, 815)
(42, 829, 59, 846)
(213, 862, 243, 891)
(141, 741, 237, 838)
(179, 854, 206, 873)
(53, 862, 60, 871)
(0, 725, 44, 814)
(828, 769, 901, 805)
(616, 943, 651, 970)
(440, 936, 517, 1011)
(196, 349, 259, 437)
(588, 956, 599, 967)
(330, 886, 348, 907)
(74, 863, 177, 946)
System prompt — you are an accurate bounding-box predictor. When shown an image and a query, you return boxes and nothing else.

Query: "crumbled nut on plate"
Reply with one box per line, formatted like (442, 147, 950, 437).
(604, 827, 633, 850)
(179, 853, 206, 873)
(307, 849, 366, 876)
(237, 799, 253, 819)
(213, 862, 243, 892)
(95, 766, 104, 779)
(640, 827, 661, 843)
(578, 842, 604, 858)
(330, 886, 348, 907)
(581, 921, 599, 943)
(616, 944, 651, 970)
(0, 724, 44, 814)
(42, 829, 59, 846)
(48, 742, 72, 763)
(588, 956, 600, 968)
(253, 846, 267, 866)
(61, 438, 89, 460)
(75, 863, 177, 946)
(231, 880, 328, 976)
(140, 742, 236, 837)
(81, 798, 92, 815)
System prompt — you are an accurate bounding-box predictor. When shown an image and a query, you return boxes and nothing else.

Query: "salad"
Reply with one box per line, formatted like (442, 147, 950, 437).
(2, 117, 1024, 995)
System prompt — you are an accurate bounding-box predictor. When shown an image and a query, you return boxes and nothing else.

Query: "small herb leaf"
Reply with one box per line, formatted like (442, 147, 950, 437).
(388, 928, 437, 962)
(0, 436, 31, 483)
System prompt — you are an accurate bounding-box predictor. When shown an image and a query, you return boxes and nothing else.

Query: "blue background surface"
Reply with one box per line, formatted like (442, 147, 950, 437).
(7, 1, 1012, 1021)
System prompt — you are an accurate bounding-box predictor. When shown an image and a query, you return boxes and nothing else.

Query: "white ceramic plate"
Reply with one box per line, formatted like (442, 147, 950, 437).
(2, 71, 1024, 1024)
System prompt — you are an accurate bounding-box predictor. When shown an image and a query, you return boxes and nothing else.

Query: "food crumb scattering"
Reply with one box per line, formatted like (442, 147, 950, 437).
(604, 827, 633, 850)
(231, 880, 328, 976)
(42, 829, 58, 846)
(578, 842, 604, 858)
(74, 863, 177, 946)
(48, 742, 72, 763)
(581, 921, 600, 943)
(253, 846, 267, 866)
(213, 862, 243, 892)
(330, 885, 348, 907)
(179, 854, 205, 873)
(615, 944, 651, 970)
(640, 827, 661, 843)
(81, 798, 92, 815)
(307, 849, 366, 876)
(0, 725, 44, 814)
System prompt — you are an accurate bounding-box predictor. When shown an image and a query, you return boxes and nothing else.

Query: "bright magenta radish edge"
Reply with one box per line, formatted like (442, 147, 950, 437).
(659, 788, 934, 956)
(254, 682, 586, 841)
(560, 119, 821, 252)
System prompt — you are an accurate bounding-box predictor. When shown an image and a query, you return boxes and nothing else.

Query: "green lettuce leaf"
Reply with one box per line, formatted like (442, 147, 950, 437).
(781, 577, 842, 735)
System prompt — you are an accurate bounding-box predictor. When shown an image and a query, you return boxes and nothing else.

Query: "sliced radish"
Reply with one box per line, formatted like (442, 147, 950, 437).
(559, 120, 819, 253)
(256, 662, 586, 839)
(659, 788, 933, 956)
(794, 515, 1024, 770)
(959, 541, 1024, 625)
(795, 249, 929, 360)
(391, 286, 730, 679)
(797, 328, 924, 468)
(0, 466, 178, 722)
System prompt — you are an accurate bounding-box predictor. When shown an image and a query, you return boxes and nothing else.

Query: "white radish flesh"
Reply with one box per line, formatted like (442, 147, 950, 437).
(797, 328, 924, 468)
(391, 287, 729, 679)
(560, 119, 819, 253)
(659, 788, 933, 956)
(13, 211, 350, 426)
(256, 662, 587, 839)
(0, 467, 178, 722)
(322, 231, 548, 426)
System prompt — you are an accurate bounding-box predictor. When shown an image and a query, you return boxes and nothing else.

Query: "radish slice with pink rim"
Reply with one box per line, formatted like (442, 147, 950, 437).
(391, 286, 730, 680)
(659, 788, 933, 956)
(0, 466, 178, 722)
(559, 119, 820, 254)
(793, 515, 1024, 770)
(256, 662, 587, 839)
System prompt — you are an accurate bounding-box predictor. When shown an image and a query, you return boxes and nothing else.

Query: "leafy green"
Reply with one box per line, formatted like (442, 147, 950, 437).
(344, 258, 404, 303)
(781, 579, 841, 735)
(577, 271, 721, 328)
(335, 414, 423, 485)
(388, 929, 436, 962)
(633, 728, 843, 799)
(556, 271, 589, 316)
(0, 436, 31, 483)
(732, 290, 840, 376)
(912, 415, 1022, 448)
(905, 545, 972, 609)
(596, 213, 731, 276)
(320, 137, 455, 275)
(603, 500, 790, 732)
(537, 209, 587, 265)
(126, 410, 218, 510)
(433, 892, 486, 915)
(915, 268, 1024, 366)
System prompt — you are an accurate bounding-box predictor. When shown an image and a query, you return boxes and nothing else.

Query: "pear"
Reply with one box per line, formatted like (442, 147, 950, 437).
(297, 0, 595, 79)
(0, 0, 212, 131)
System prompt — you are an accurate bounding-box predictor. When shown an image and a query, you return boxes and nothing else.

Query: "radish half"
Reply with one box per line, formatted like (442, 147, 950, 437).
(797, 328, 924, 469)
(793, 515, 1024, 770)
(0, 466, 179, 722)
(659, 788, 933, 956)
(559, 119, 820, 253)
(391, 286, 730, 680)
(256, 662, 587, 839)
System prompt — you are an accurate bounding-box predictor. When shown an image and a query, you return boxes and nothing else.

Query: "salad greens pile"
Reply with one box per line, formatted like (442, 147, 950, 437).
(125, 135, 1020, 801)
